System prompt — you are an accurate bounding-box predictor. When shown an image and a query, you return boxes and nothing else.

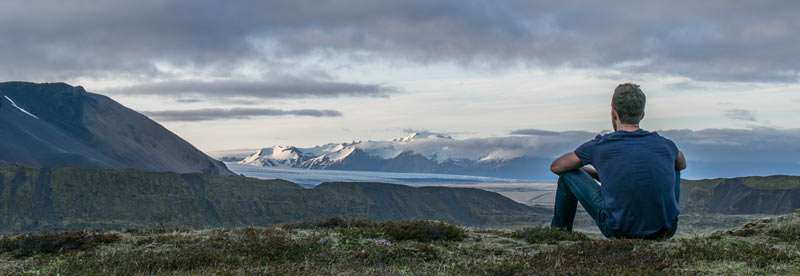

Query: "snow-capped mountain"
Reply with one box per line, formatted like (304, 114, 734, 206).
(240, 146, 307, 168)
(236, 131, 591, 180)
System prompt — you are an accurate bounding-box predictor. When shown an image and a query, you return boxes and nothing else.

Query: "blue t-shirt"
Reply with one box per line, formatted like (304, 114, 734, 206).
(575, 129, 679, 237)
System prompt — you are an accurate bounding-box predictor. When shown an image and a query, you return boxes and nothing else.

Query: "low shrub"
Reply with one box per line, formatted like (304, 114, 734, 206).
(670, 237, 795, 267)
(766, 223, 800, 242)
(285, 217, 376, 229)
(511, 227, 589, 244)
(379, 220, 466, 242)
(529, 239, 669, 274)
(0, 231, 120, 258)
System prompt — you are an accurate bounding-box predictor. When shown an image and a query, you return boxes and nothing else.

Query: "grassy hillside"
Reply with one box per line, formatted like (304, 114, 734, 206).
(1, 213, 798, 275)
(0, 166, 548, 232)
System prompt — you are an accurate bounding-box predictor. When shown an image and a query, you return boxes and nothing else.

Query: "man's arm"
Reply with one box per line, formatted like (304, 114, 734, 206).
(550, 152, 583, 175)
(676, 151, 687, 171)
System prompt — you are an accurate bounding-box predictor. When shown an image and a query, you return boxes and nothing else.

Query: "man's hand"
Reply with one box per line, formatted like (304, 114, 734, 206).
(676, 151, 687, 171)
(550, 152, 583, 175)
(581, 166, 599, 180)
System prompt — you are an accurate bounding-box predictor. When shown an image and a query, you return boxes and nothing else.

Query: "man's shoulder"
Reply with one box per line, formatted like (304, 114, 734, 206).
(650, 131, 677, 144)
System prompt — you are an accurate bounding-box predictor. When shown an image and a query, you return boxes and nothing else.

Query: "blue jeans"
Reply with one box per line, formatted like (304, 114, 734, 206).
(550, 169, 680, 239)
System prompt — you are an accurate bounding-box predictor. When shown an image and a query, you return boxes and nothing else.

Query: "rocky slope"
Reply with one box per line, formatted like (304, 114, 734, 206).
(0, 82, 230, 175)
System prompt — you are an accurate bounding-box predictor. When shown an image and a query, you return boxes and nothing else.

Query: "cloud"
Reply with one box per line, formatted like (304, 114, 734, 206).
(108, 79, 395, 99)
(724, 109, 757, 122)
(1, 1, 798, 82)
(510, 129, 562, 136)
(142, 107, 342, 122)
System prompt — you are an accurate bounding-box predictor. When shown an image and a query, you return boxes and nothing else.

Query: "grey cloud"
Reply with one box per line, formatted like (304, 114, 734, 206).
(1, 1, 799, 82)
(108, 79, 395, 99)
(402, 129, 453, 137)
(510, 129, 562, 136)
(724, 109, 757, 122)
(143, 107, 342, 122)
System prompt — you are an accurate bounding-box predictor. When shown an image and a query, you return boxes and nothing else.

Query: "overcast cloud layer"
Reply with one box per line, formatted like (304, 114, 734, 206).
(111, 79, 394, 100)
(143, 108, 342, 122)
(1, 1, 799, 83)
(2, 1, 798, 170)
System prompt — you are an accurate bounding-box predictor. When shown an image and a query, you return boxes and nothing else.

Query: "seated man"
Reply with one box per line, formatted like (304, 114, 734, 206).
(549, 83, 686, 239)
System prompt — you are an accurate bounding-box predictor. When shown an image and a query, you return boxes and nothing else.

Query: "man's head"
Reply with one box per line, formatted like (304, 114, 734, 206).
(611, 83, 646, 127)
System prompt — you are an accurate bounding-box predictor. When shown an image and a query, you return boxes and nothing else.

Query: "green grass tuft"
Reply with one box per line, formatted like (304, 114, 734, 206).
(379, 220, 466, 242)
(511, 227, 590, 244)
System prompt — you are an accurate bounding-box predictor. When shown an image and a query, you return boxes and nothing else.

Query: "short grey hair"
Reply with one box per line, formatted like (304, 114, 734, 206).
(612, 83, 646, 124)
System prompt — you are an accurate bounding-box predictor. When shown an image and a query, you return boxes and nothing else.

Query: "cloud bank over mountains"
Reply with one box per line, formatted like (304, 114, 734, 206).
(509, 127, 800, 178)
(234, 127, 800, 180)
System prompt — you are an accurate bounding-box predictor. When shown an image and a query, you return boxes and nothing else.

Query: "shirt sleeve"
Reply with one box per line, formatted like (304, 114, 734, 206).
(666, 139, 680, 156)
(574, 135, 600, 165)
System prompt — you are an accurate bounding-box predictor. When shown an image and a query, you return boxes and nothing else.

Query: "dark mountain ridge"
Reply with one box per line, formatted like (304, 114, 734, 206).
(0, 81, 230, 175)
(682, 175, 800, 214)
(0, 166, 549, 232)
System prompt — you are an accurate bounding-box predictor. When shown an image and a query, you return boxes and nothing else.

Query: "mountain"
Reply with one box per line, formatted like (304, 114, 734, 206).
(0, 82, 231, 175)
(682, 175, 800, 214)
(0, 166, 549, 232)
(236, 132, 555, 179)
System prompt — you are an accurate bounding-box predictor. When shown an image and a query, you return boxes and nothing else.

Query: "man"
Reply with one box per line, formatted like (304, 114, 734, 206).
(549, 83, 686, 239)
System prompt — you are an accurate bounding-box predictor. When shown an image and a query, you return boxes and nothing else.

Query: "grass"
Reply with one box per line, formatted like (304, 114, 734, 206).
(0, 216, 798, 275)
(0, 231, 120, 258)
(511, 227, 589, 244)
(379, 220, 466, 242)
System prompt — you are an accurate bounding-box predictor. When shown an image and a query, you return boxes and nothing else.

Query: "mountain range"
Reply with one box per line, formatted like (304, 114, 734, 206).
(236, 132, 555, 179)
(0, 82, 231, 175)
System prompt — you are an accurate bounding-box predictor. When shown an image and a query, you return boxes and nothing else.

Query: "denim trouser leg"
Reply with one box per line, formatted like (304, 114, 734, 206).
(674, 170, 681, 204)
(550, 169, 604, 231)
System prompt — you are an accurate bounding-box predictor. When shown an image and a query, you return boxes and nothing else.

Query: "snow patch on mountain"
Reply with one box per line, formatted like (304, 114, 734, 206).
(3, 96, 39, 119)
(241, 146, 306, 168)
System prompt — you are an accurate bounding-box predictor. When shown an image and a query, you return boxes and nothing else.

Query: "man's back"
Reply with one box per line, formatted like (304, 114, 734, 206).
(575, 129, 679, 237)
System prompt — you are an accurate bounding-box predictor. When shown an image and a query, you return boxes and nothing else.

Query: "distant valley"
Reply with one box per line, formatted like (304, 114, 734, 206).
(0, 166, 550, 232)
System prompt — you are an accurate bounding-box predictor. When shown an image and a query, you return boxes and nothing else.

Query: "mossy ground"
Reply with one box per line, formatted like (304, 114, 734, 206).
(1, 215, 799, 275)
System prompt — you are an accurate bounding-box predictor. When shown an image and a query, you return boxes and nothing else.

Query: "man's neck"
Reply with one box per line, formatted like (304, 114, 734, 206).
(617, 124, 640, 132)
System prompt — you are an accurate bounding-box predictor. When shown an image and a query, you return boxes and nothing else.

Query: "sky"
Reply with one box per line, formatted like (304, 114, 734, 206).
(1, 1, 799, 151)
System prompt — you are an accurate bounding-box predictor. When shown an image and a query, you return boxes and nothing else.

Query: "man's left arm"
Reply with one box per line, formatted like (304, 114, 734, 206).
(550, 152, 584, 175)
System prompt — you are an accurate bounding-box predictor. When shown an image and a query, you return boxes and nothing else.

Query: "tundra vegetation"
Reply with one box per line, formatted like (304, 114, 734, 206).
(1, 213, 798, 275)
